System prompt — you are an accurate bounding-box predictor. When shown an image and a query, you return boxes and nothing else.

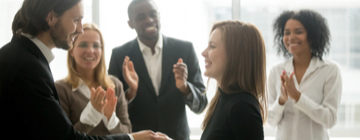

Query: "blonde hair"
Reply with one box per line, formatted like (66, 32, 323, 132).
(65, 23, 114, 89)
(202, 20, 268, 129)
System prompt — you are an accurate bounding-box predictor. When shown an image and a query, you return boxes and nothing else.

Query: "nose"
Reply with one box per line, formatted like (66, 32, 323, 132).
(86, 44, 94, 53)
(77, 21, 84, 35)
(289, 32, 295, 40)
(201, 48, 207, 57)
(145, 16, 154, 24)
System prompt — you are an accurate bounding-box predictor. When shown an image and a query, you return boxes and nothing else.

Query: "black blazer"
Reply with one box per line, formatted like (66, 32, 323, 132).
(0, 35, 130, 140)
(108, 36, 208, 140)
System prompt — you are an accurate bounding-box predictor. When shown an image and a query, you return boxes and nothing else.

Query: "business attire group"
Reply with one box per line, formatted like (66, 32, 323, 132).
(0, 0, 343, 139)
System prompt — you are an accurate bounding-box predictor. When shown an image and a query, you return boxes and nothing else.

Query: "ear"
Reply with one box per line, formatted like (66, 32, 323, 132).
(128, 20, 134, 29)
(46, 10, 59, 27)
(70, 49, 74, 57)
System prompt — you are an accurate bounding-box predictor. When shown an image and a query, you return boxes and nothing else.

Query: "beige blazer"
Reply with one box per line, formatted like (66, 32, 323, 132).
(55, 76, 131, 135)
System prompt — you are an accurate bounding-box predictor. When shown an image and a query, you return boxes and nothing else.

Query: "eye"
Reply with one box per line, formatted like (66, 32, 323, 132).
(295, 31, 303, 34)
(209, 45, 215, 49)
(150, 11, 158, 18)
(78, 44, 88, 48)
(284, 31, 290, 35)
(93, 43, 102, 48)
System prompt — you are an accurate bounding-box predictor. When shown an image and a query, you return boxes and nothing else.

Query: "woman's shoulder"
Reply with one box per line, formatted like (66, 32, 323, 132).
(269, 59, 291, 73)
(108, 75, 121, 84)
(322, 59, 341, 69)
(228, 91, 259, 108)
(55, 78, 70, 88)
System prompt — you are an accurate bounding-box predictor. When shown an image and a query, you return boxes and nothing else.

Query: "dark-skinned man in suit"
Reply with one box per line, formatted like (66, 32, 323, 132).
(108, 0, 208, 139)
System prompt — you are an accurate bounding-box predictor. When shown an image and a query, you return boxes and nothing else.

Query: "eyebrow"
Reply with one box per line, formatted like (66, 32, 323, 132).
(73, 15, 83, 19)
(209, 41, 217, 45)
(284, 28, 305, 31)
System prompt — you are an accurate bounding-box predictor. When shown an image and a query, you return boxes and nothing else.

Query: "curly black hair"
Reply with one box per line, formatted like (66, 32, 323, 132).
(273, 9, 330, 60)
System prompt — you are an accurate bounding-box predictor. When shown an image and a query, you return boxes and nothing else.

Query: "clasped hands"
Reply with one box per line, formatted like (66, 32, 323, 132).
(132, 131, 173, 140)
(278, 70, 301, 105)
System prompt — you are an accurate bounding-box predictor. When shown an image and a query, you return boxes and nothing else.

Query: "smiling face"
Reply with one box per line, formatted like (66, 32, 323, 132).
(201, 28, 227, 82)
(51, 2, 84, 50)
(128, 0, 160, 41)
(70, 29, 102, 73)
(283, 19, 311, 56)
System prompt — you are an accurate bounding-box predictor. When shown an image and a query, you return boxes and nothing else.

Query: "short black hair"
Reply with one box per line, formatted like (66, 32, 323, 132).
(273, 9, 330, 60)
(127, 0, 156, 19)
(12, 0, 81, 37)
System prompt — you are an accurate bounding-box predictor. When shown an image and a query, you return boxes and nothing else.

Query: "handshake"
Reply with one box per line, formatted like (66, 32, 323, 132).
(131, 130, 173, 140)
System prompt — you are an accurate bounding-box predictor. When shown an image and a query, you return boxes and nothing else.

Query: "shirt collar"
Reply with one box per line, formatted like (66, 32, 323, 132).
(21, 33, 55, 63)
(137, 35, 163, 52)
(283, 57, 327, 74)
(72, 78, 91, 99)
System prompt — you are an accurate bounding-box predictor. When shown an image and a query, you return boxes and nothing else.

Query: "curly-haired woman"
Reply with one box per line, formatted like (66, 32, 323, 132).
(267, 10, 342, 140)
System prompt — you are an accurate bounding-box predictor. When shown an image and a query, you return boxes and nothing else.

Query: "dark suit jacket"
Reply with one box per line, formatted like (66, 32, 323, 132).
(0, 35, 130, 140)
(108, 36, 208, 140)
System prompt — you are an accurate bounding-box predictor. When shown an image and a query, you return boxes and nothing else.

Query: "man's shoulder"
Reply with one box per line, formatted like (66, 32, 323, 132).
(164, 36, 192, 47)
(112, 38, 137, 53)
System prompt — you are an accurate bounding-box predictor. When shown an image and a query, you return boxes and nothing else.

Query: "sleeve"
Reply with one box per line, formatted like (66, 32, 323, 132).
(294, 64, 342, 128)
(229, 101, 264, 140)
(105, 77, 132, 134)
(11, 60, 130, 140)
(266, 67, 286, 127)
(183, 43, 208, 114)
(55, 82, 101, 134)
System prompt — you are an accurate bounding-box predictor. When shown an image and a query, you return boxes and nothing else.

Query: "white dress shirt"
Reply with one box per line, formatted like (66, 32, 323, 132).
(128, 35, 193, 103)
(74, 79, 120, 131)
(267, 57, 342, 140)
(137, 36, 163, 95)
(21, 33, 55, 63)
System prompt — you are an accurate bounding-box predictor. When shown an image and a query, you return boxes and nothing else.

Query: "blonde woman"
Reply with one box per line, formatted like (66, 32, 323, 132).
(200, 20, 267, 140)
(55, 23, 132, 135)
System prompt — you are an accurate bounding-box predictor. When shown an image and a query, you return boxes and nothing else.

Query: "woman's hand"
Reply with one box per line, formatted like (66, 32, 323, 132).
(103, 88, 118, 120)
(90, 86, 108, 113)
(282, 71, 301, 102)
(278, 70, 288, 105)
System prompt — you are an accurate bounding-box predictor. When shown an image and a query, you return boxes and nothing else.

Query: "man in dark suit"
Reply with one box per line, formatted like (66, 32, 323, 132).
(0, 0, 167, 140)
(108, 0, 208, 139)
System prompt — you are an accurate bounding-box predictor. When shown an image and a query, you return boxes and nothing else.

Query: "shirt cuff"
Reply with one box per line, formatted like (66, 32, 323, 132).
(271, 97, 286, 114)
(128, 134, 135, 140)
(125, 89, 136, 104)
(80, 102, 103, 126)
(294, 93, 310, 112)
(102, 112, 120, 130)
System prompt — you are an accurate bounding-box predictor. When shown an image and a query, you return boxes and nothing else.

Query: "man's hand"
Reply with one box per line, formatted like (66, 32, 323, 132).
(173, 58, 190, 95)
(152, 132, 173, 140)
(122, 56, 139, 100)
(131, 130, 155, 140)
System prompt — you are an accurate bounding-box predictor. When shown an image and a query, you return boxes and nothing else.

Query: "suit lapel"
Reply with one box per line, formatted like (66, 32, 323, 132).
(129, 39, 157, 96)
(159, 36, 176, 95)
(15, 35, 59, 101)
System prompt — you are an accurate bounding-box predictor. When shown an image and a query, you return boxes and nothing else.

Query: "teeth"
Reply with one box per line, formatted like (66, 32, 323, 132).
(146, 26, 156, 31)
(289, 43, 299, 46)
(84, 57, 95, 61)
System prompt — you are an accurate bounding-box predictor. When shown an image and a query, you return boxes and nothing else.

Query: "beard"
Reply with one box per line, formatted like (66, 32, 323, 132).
(50, 19, 79, 50)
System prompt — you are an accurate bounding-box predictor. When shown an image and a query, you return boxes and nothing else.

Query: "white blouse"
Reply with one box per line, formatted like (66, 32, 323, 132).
(267, 57, 342, 140)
